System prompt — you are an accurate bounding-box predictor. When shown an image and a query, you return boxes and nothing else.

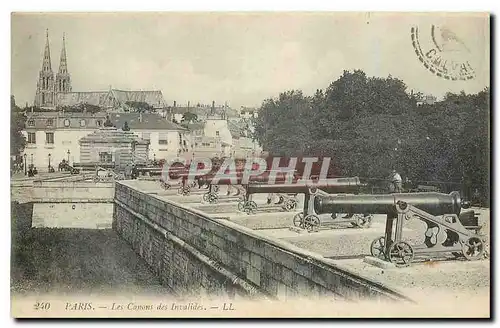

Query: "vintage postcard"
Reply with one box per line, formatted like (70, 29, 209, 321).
(10, 12, 490, 318)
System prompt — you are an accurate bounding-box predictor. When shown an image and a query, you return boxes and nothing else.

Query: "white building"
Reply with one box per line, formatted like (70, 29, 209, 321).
(108, 112, 189, 161)
(22, 111, 107, 171)
(239, 106, 259, 119)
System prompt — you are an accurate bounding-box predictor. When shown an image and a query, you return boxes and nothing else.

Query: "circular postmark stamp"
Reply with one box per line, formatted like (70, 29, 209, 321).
(411, 24, 475, 81)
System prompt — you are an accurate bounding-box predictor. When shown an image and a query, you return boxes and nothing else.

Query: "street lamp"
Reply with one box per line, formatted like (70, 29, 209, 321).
(23, 154, 27, 175)
(67, 150, 70, 165)
(48, 153, 51, 171)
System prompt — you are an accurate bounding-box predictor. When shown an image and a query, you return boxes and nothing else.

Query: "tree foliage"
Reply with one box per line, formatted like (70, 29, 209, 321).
(253, 70, 490, 204)
(11, 96, 26, 156)
(181, 112, 198, 124)
(125, 101, 154, 113)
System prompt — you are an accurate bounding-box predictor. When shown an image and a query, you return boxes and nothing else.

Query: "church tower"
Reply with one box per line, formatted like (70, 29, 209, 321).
(34, 29, 55, 108)
(55, 33, 71, 93)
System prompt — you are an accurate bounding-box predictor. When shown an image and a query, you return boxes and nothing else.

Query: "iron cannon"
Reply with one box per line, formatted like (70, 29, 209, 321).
(311, 191, 484, 266)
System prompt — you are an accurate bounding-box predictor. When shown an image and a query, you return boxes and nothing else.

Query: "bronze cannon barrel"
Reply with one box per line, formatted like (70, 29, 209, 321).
(313, 191, 463, 216)
(246, 177, 363, 194)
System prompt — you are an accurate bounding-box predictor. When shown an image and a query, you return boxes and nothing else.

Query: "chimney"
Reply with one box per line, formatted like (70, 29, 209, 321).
(139, 112, 143, 123)
(211, 101, 215, 115)
(187, 101, 190, 109)
(173, 100, 177, 108)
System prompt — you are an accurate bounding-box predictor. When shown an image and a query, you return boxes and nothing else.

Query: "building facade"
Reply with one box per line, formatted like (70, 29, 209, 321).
(79, 128, 150, 167)
(22, 111, 107, 171)
(108, 113, 189, 161)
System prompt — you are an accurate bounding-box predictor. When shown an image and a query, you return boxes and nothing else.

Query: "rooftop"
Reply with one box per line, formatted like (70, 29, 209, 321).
(79, 127, 149, 144)
(109, 112, 186, 131)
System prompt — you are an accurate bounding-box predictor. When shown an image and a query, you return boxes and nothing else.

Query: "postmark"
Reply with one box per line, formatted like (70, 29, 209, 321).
(411, 24, 475, 80)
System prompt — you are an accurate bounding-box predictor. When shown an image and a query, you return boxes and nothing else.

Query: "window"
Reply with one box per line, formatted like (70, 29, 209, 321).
(45, 132, 54, 144)
(27, 119, 35, 127)
(96, 120, 102, 127)
(80, 119, 86, 127)
(142, 132, 151, 140)
(46, 118, 53, 126)
(99, 152, 112, 163)
(216, 131, 220, 137)
(27, 132, 36, 144)
(159, 133, 168, 145)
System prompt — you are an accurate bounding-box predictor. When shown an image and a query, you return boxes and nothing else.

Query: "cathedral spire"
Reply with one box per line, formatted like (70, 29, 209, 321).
(55, 32, 71, 93)
(58, 32, 68, 75)
(34, 28, 55, 108)
(41, 28, 52, 72)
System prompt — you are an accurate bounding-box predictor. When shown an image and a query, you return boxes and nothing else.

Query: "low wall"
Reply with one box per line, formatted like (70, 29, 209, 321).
(31, 181, 114, 200)
(113, 181, 408, 301)
(32, 202, 114, 229)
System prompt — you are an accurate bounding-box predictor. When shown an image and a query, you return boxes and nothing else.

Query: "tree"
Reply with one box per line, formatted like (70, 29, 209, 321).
(125, 101, 154, 113)
(122, 121, 130, 131)
(251, 69, 490, 204)
(254, 90, 312, 156)
(11, 96, 26, 156)
(181, 112, 198, 123)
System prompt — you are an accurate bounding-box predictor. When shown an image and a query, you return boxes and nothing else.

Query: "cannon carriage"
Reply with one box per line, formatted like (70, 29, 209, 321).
(313, 191, 485, 266)
(239, 177, 375, 231)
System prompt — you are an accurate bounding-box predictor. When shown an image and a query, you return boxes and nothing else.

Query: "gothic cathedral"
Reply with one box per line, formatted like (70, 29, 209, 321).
(34, 30, 72, 108)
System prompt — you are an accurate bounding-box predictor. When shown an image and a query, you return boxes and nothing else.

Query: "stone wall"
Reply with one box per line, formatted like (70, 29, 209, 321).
(32, 202, 113, 229)
(31, 181, 114, 200)
(113, 181, 408, 301)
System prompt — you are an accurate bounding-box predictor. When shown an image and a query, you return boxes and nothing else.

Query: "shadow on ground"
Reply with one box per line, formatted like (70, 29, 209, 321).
(11, 201, 171, 296)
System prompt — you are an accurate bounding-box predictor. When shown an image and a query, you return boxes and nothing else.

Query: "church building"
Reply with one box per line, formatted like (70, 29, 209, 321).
(34, 30, 167, 110)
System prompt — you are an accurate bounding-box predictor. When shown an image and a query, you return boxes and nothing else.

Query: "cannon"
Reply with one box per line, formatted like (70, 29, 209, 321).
(313, 192, 484, 266)
(242, 177, 374, 230)
(196, 170, 297, 205)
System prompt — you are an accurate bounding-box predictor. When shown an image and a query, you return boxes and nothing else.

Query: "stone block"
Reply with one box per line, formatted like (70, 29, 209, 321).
(241, 250, 250, 264)
(246, 265, 261, 286)
(363, 256, 396, 269)
(250, 253, 262, 270)
(277, 282, 287, 300)
(281, 267, 295, 287)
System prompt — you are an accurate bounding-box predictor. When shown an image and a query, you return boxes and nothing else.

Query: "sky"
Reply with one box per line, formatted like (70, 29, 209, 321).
(11, 12, 490, 108)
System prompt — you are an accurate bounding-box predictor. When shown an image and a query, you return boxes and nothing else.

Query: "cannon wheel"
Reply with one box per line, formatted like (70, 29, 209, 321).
(283, 199, 297, 212)
(304, 215, 320, 233)
(293, 212, 304, 228)
(243, 201, 257, 215)
(237, 200, 245, 212)
(388, 241, 414, 267)
(370, 236, 386, 259)
(208, 193, 218, 204)
(355, 214, 373, 229)
(461, 237, 485, 261)
(179, 186, 190, 196)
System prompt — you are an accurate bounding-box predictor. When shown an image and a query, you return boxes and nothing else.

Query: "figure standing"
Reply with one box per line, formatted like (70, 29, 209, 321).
(389, 169, 403, 193)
